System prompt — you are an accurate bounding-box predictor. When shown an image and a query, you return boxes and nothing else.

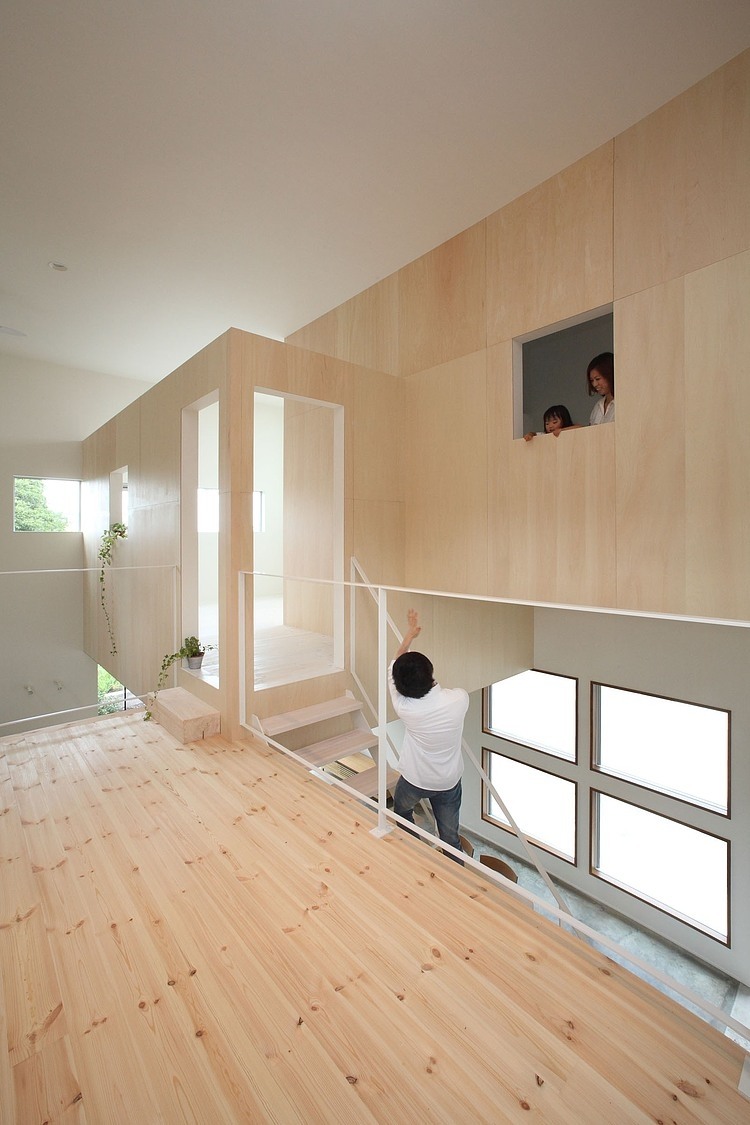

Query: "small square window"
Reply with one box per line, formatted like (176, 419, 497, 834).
(515, 310, 613, 439)
(13, 477, 80, 532)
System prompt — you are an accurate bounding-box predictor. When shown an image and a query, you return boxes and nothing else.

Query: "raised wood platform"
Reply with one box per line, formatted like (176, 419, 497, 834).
(150, 685, 220, 743)
(1, 712, 747, 1123)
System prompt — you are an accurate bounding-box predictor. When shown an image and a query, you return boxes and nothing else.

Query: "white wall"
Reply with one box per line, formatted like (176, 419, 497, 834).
(0, 354, 152, 732)
(461, 606, 750, 984)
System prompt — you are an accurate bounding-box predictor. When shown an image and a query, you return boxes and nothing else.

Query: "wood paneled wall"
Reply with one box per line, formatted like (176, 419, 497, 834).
(287, 49, 750, 622)
(82, 335, 230, 715)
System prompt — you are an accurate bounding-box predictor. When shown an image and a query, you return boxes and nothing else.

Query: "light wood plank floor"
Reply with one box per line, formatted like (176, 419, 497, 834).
(1, 713, 747, 1124)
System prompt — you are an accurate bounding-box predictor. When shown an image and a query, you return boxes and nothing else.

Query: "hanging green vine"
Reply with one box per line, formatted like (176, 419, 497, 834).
(98, 522, 127, 656)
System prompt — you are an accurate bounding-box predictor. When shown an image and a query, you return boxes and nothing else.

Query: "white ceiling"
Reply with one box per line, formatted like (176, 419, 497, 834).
(2, 1, 749, 385)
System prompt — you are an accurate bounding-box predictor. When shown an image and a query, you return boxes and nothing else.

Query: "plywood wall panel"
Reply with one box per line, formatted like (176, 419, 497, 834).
(614, 49, 750, 299)
(284, 305, 337, 360)
(371, 590, 533, 703)
(432, 596, 534, 698)
(486, 341, 514, 595)
(349, 370, 403, 503)
(398, 223, 486, 377)
(487, 143, 613, 346)
(351, 498, 405, 589)
(552, 425, 617, 607)
(287, 275, 400, 376)
(403, 351, 488, 595)
(685, 251, 750, 620)
(503, 435, 561, 602)
(614, 281, 686, 613)
(500, 425, 616, 607)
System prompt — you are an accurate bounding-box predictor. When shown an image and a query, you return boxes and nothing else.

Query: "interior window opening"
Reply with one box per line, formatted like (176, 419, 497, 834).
(515, 308, 613, 440)
(253, 390, 344, 690)
(109, 466, 128, 527)
(181, 393, 220, 686)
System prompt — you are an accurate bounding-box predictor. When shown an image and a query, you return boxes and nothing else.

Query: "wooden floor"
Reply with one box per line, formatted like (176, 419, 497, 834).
(1, 714, 748, 1124)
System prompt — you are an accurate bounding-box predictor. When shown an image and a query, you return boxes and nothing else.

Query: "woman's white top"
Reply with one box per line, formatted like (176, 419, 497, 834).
(589, 398, 615, 425)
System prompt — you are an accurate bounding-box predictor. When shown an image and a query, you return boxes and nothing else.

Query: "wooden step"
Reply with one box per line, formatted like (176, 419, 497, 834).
(296, 729, 378, 768)
(343, 765, 400, 799)
(261, 696, 362, 737)
(150, 686, 220, 744)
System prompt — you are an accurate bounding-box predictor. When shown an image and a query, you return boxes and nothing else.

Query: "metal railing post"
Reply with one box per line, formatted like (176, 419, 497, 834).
(371, 585, 392, 837)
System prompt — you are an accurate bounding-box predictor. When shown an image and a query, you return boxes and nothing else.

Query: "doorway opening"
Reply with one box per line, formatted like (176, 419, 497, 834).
(182, 392, 220, 684)
(253, 390, 343, 689)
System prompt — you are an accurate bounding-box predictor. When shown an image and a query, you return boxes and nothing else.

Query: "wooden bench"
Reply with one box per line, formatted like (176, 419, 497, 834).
(151, 686, 220, 743)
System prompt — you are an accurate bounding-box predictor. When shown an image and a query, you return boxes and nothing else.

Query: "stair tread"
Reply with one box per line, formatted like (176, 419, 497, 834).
(261, 696, 362, 737)
(297, 729, 377, 767)
(344, 766, 400, 798)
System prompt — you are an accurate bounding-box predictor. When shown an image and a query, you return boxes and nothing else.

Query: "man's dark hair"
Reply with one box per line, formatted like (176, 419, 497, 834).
(392, 651, 434, 698)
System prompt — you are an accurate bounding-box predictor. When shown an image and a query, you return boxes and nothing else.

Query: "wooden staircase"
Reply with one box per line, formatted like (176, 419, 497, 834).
(255, 692, 399, 800)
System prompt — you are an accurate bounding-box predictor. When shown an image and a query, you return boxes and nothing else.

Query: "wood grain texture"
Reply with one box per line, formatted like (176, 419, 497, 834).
(403, 350, 489, 595)
(614, 49, 750, 299)
(0, 712, 747, 1123)
(286, 274, 399, 377)
(486, 143, 614, 346)
(685, 250, 750, 620)
(614, 279, 687, 613)
(398, 222, 486, 377)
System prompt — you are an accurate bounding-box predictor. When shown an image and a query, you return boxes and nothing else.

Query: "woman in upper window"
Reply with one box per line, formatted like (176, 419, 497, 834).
(587, 352, 614, 425)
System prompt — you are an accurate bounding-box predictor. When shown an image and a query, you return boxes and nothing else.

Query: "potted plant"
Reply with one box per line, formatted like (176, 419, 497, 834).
(182, 635, 211, 670)
(144, 636, 215, 720)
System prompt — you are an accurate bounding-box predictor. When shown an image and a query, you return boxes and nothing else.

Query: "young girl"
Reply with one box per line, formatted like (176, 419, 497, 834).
(524, 404, 580, 441)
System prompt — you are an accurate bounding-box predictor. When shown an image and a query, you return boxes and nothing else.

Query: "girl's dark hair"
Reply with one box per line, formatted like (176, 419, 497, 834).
(587, 352, 614, 396)
(543, 404, 573, 429)
(392, 651, 434, 699)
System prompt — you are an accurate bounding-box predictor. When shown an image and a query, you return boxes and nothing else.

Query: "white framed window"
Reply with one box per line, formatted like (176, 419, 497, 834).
(593, 684, 729, 815)
(485, 669, 577, 761)
(13, 477, 80, 532)
(484, 749, 576, 862)
(592, 792, 729, 943)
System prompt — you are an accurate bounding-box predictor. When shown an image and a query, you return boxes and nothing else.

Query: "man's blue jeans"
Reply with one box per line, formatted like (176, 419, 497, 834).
(393, 776, 463, 863)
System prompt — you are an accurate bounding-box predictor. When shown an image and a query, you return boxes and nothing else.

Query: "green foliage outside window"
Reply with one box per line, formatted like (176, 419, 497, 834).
(97, 666, 124, 715)
(14, 477, 68, 531)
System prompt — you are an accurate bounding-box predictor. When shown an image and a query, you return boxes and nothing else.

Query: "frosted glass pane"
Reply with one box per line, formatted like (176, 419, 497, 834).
(597, 686, 728, 813)
(596, 794, 728, 939)
(488, 670, 576, 760)
(488, 754, 576, 860)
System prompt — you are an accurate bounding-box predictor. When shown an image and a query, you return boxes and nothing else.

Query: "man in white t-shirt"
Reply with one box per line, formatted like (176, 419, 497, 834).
(388, 610, 469, 861)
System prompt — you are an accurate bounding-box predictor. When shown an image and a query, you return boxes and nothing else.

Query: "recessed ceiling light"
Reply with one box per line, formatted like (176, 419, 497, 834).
(48, 261, 68, 271)
(0, 325, 27, 337)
